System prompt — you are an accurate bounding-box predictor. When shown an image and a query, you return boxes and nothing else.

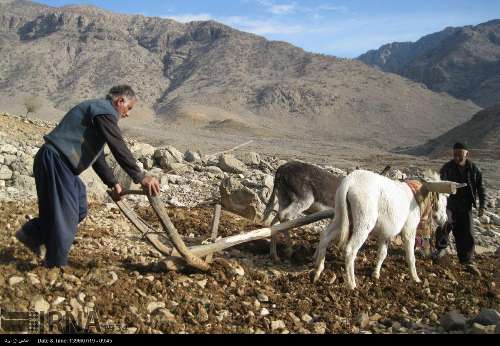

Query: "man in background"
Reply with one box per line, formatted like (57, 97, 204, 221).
(434, 143, 486, 274)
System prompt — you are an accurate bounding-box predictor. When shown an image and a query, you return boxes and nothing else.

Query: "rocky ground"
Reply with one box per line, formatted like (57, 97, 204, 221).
(0, 112, 499, 334)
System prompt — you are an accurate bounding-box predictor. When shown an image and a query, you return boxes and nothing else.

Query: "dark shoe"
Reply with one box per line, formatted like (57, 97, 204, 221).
(432, 248, 447, 261)
(15, 227, 43, 258)
(464, 263, 481, 276)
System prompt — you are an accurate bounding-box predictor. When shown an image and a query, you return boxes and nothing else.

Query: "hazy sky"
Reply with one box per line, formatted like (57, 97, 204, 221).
(36, 0, 500, 57)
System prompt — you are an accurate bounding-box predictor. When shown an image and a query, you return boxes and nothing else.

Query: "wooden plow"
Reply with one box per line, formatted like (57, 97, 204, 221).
(110, 190, 335, 271)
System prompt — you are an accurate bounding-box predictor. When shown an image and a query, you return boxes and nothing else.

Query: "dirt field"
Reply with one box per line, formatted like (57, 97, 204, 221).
(1, 199, 498, 334)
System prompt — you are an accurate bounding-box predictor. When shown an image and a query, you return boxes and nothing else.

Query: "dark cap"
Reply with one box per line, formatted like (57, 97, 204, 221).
(453, 142, 468, 151)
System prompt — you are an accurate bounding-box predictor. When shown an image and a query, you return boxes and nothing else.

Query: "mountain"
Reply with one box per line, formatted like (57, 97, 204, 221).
(400, 104, 500, 160)
(0, 0, 480, 148)
(358, 20, 500, 108)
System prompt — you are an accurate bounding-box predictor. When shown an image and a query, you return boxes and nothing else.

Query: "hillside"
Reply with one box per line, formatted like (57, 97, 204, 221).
(358, 20, 500, 108)
(0, 0, 480, 148)
(401, 104, 500, 160)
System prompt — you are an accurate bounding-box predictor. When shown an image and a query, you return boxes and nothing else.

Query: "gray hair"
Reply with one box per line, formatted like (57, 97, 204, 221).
(106, 85, 137, 102)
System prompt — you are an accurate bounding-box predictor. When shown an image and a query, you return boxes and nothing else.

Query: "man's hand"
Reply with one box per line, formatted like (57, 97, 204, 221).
(110, 184, 123, 202)
(478, 208, 485, 218)
(141, 176, 161, 196)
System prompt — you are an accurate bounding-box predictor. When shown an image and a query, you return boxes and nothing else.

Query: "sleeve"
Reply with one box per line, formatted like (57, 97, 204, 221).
(439, 163, 449, 181)
(476, 167, 486, 209)
(92, 151, 118, 188)
(94, 114, 145, 185)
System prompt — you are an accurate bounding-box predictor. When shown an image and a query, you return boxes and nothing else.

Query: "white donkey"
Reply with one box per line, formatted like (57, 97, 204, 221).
(313, 170, 464, 289)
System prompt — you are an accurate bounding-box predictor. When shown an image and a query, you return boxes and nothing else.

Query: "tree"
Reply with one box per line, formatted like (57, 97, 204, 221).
(23, 96, 42, 118)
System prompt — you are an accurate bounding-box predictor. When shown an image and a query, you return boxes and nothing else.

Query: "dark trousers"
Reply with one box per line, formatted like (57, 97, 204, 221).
(22, 144, 88, 267)
(435, 209, 474, 264)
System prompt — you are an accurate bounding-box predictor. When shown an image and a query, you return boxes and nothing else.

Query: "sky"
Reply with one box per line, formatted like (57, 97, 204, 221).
(36, 0, 500, 58)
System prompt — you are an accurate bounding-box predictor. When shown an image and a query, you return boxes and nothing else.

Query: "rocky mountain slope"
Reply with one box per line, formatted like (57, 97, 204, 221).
(0, 0, 480, 149)
(358, 20, 500, 108)
(401, 104, 500, 160)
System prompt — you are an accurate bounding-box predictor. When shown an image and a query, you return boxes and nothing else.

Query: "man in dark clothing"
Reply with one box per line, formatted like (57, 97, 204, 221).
(434, 142, 486, 271)
(15, 85, 160, 268)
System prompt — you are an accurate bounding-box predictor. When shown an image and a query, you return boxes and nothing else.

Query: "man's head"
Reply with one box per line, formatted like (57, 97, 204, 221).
(453, 142, 469, 166)
(106, 85, 138, 119)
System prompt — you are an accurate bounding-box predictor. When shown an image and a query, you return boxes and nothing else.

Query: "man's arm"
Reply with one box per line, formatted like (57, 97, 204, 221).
(92, 151, 118, 188)
(94, 114, 145, 184)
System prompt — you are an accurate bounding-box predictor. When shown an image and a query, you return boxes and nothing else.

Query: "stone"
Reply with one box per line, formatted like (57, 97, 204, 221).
(260, 308, 270, 316)
(144, 275, 155, 282)
(271, 320, 286, 331)
(130, 142, 155, 158)
(165, 146, 184, 163)
(8, 276, 24, 286)
(77, 292, 86, 304)
(313, 322, 327, 334)
(139, 157, 155, 170)
(302, 314, 313, 323)
(52, 297, 66, 306)
(220, 177, 264, 222)
(70, 298, 83, 313)
(470, 308, 500, 326)
(479, 215, 491, 224)
(10, 156, 34, 176)
(147, 302, 166, 314)
(47, 268, 60, 286)
(324, 166, 347, 177)
(13, 175, 36, 194)
(27, 273, 41, 285)
(165, 163, 194, 175)
(231, 263, 245, 277)
(475, 245, 495, 255)
(288, 312, 301, 325)
(218, 154, 247, 174)
(106, 271, 118, 286)
(154, 149, 179, 169)
(236, 152, 261, 166)
(388, 169, 407, 181)
(197, 304, 209, 322)
(263, 174, 274, 190)
(486, 212, 500, 226)
(357, 312, 370, 329)
(469, 323, 493, 334)
(31, 296, 50, 313)
(159, 258, 186, 272)
(184, 150, 202, 163)
(0, 165, 13, 180)
(392, 235, 404, 246)
(257, 293, 269, 302)
(157, 309, 176, 322)
(63, 274, 81, 285)
(196, 279, 208, 289)
(79, 169, 108, 202)
(0, 143, 18, 155)
(440, 310, 466, 331)
(204, 166, 224, 175)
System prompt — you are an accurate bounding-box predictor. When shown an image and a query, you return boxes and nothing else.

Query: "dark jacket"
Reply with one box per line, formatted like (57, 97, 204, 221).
(440, 160, 486, 210)
(44, 99, 119, 174)
(44, 99, 144, 188)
